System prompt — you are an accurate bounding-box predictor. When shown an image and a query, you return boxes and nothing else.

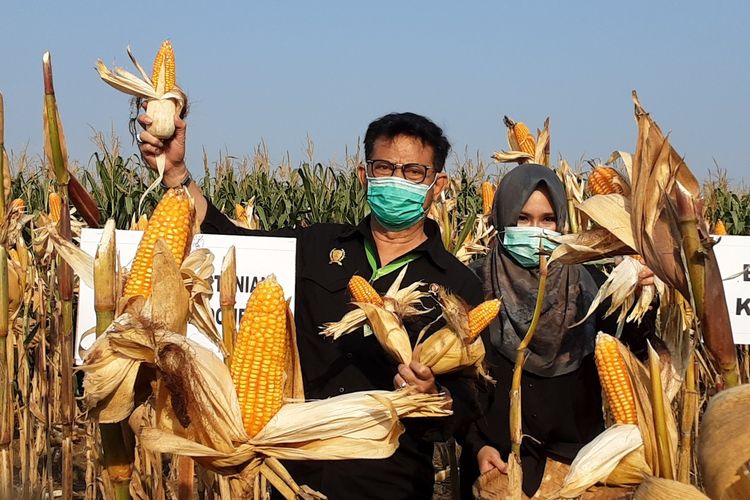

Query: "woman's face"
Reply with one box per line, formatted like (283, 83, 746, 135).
(516, 188, 557, 230)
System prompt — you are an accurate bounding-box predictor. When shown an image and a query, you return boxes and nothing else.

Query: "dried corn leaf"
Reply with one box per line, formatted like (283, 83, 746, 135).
(577, 194, 637, 251)
(633, 476, 709, 500)
(558, 425, 644, 498)
(607, 150, 633, 183)
(549, 228, 635, 264)
(534, 118, 550, 166)
(491, 151, 534, 164)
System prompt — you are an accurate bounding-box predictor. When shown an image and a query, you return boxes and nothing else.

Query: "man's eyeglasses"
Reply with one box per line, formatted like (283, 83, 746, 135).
(366, 159, 434, 183)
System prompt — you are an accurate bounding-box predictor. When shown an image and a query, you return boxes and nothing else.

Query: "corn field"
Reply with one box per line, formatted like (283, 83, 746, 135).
(1, 53, 750, 499)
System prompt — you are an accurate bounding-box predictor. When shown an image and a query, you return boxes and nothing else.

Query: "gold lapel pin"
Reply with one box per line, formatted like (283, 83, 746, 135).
(329, 248, 346, 266)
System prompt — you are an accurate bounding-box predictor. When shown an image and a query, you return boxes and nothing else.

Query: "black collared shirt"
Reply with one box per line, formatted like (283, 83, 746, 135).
(201, 202, 483, 500)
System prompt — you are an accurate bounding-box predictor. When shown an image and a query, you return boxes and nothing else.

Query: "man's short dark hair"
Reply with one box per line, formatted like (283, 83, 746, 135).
(364, 112, 451, 171)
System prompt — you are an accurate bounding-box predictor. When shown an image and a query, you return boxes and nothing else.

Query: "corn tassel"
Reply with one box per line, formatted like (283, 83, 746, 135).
(348, 275, 384, 307)
(588, 166, 625, 196)
(230, 275, 288, 437)
(481, 181, 495, 216)
(595, 334, 638, 425)
(466, 299, 500, 342)
(124, 187, 194, 298)
(151, 40, 176, 94)
(49, 192, 62, 223)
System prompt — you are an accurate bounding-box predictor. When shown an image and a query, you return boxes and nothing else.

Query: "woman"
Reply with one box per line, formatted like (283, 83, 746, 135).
(460, 164, 654, 498)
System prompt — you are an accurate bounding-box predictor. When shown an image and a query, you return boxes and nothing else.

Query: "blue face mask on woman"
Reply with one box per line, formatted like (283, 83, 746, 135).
(502, 226, 560, 268)
(366, 176, 435, 231)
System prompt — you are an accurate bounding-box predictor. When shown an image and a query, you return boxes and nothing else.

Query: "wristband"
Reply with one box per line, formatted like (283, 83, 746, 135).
(161, 170, 192, 190)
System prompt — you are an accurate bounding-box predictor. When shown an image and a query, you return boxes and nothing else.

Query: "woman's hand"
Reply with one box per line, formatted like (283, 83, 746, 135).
(477, 445, 507, 474)
(137, 113, 189, 188)
(394, 359, 439, 394)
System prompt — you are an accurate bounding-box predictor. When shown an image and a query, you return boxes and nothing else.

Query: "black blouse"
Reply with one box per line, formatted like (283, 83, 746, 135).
(458, 265, 656, 498)
(201, 202, 484, 500)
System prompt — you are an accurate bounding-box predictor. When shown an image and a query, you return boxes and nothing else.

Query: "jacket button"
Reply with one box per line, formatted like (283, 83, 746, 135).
(338, 387, 345, 393)
(346, 352, 353, 359)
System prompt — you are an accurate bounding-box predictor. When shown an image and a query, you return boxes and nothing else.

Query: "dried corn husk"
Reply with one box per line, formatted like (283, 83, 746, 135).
(549, 227, 635, 264)
(575, 256, 665, 327)
(698, 383, 750, 500)
(633, 476, 709, 499)
(558, 425, 645, 498)
(321, 265, 429, 339)
(415, 328, 486, 376)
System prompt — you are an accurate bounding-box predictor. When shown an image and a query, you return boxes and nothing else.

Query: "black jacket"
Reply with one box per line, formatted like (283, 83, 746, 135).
(202, 203, 483, 500)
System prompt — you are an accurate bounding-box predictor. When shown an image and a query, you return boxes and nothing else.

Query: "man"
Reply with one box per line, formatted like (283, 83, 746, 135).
(138, 111, 483, 499)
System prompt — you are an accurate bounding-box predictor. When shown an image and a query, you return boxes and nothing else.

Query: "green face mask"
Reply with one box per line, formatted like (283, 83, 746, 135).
(366, 176, 434, 231)
(502, 226, 560, 267)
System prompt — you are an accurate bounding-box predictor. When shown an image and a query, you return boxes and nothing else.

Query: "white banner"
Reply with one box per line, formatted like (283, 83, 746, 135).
(75, 229, 297, 362)
(712, 235, 750, 344)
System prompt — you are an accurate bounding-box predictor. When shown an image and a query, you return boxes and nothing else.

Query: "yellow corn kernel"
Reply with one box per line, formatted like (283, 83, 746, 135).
(124, 187, 194, 298)
(151, 40, 176, 94)
(348, 275, 384, 307)
(481, 181, 495, 216)
(230, 275, 288, 437)
(588, 166, 625, 196)
(49, 192, 62, 223)
(713, 219, 727, 235)
(595, 334, 638, 425)
(467, 299, 501, 342)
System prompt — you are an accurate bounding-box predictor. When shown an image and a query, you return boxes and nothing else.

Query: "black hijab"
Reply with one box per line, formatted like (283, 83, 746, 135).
(482, 164, 599, 376)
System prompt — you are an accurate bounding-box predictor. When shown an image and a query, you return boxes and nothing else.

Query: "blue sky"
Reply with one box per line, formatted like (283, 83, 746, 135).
(2, 1, 748, 184)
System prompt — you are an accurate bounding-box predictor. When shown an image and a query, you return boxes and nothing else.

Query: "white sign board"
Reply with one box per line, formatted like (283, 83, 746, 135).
(712, 235, 750, 344)
(75, 229, 296, 362)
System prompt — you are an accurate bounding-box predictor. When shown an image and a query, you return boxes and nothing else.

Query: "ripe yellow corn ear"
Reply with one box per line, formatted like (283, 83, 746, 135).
(466, 299, 501, 342)
(49, 192, 62, 223)
(595, 334, 638, 425)
(713, 219, 727, 235)
(146, 40, 181, 139)
(348, 275, 384, 307)
(481, 181, 495, 216)
(124, 187, 194, 298)
(504, 116, 536, 156)
(230, 275, 288, 437)
(151, 40, 176, 94)
(588, 166, 625, 196)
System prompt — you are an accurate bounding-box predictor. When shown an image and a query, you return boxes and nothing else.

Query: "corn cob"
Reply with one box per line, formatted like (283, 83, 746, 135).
(481, 181, 495, 216)
(348, 275, 384, 307)
(234, 203, 248, 224)
(151, 40, 176, 94)
(595, 334, 638, 425)
(49, 192, 62, 223)
(124, 187, 194, 298)
(713, 219, 727, 235)
(587, 166, 625, 196)
(230, 275, 288, 437)
(9, 198, 24, 212)
(466, 299, 501, 342)
(504, 116, 536, 156)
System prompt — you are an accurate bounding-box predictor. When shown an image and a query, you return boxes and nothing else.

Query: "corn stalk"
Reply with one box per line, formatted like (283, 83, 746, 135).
(0, 249, 11, 499)
(648, 342, 674, 479)
(677, 351, 697, 483)
(508, 252, 548, 498)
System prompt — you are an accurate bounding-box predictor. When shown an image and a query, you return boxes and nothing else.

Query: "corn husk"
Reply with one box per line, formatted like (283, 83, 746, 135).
(416, 327, 486, 376)
(633, 476, 709, 499)
(558, 425, 645, 498)
(549, 227, 635, 264)
(698, 383, 750, 500)
(575, 256, 665, 327)
(321, 265, 429, 339)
